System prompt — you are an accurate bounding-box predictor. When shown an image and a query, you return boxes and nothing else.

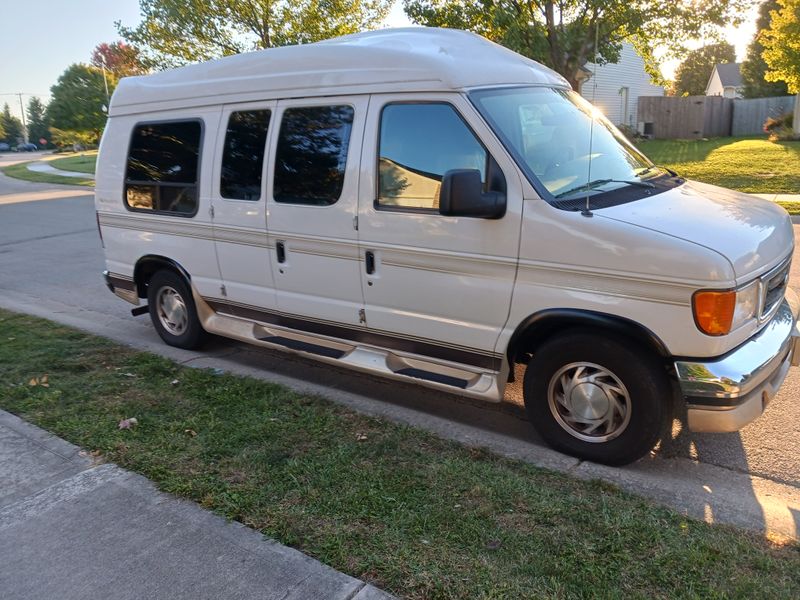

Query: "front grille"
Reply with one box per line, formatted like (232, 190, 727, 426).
(760, 258, 791, 320)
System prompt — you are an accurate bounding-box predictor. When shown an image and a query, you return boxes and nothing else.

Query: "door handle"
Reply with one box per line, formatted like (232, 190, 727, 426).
(365, 251, 375, 275)
(276, 241, 286, 263)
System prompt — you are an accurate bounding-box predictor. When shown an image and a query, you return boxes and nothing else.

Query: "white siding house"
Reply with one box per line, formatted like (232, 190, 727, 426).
(578, 43, 664, 128)
(706, 63, 744, 98)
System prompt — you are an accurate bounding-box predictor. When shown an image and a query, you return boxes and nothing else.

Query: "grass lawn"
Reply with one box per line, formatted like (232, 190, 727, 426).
(50, 151, 97, 174)
(638, 136, 800, 195)
(1, 309, 798, 599)
(1, 161, 94, 187)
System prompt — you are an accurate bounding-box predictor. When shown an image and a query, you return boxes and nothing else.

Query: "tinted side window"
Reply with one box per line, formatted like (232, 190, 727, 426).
(220, 110, 271, 200)
(273, 105, 354, 206)
(378, 103, 487, 210)
(125, 120, 202, 216)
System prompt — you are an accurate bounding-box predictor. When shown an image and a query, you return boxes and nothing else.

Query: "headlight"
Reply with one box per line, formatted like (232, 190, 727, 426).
(693, 281, 759, 336)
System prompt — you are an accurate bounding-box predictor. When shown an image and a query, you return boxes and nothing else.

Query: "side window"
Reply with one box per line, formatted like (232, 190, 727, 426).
(378, 103, 487, 210)
(220, 110, 271, 200)
(273, 105, 354, 206)
(125, 120, 202, 216)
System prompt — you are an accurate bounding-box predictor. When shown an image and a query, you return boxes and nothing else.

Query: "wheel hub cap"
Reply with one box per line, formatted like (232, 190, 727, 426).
(156, 286, 188, 336)
(547, 362, 631, 443)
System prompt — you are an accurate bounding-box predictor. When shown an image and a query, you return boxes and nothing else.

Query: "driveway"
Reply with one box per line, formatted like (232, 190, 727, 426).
(1, 171, 799, 539)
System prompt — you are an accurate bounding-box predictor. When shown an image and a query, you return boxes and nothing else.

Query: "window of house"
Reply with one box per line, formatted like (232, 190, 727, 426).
(125, 120, 203, 216)
(377, 103, 488, 210)
(220, 110, 271, 200)
(273, 105, 354, 206)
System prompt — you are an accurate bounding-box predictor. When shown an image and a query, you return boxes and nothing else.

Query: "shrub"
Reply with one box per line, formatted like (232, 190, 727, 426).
(763, 112, 796, 141)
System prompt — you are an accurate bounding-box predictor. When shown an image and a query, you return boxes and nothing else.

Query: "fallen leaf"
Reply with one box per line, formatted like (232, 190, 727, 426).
(170, 379, 180, 385)
(355, 432, 368, 441)
(118, 417, 138, 429)
(28, 378, 38, 386)
(486, 539, 502, 550)
(40, 375, 49, 388)
(185, 429, 197, 437)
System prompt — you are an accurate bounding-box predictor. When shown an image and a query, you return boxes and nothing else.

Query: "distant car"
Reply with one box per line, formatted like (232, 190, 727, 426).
(16, 143, 38, 152)
(0, 143, 9, 152)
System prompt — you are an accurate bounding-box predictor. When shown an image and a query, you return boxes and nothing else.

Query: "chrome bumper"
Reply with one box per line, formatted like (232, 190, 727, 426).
(675, 290, 800, 433)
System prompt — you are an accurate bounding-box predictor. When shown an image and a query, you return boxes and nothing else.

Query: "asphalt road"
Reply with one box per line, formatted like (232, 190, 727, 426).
(1, 171, 799, 497)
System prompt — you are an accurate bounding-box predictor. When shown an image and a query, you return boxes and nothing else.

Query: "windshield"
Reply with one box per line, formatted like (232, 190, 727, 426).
(470, 86, 673, 208)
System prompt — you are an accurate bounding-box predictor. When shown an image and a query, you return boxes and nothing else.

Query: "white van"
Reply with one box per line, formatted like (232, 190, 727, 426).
(95, 28, 800, 465)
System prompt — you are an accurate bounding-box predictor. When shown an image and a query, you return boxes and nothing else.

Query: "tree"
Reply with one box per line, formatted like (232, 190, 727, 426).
(91, 41, 149, 77)
(1, 104, 24, 145)
(761, 0, 800, 94)
(741, 1, 789, 97)
(46, 64, 115, 141)
(26, 97, 50, 147)
(403, 0, 751, 89)
(673, 43, 736, 97)
(117, 0, 393, 69)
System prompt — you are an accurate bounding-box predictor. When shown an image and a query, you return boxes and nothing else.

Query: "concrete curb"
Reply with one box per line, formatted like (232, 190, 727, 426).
(1, 288, 798, 542)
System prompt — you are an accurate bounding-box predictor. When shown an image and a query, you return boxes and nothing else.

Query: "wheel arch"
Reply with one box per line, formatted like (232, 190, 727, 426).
(506, 309, 672, 365)
(133, 255, 191, 298)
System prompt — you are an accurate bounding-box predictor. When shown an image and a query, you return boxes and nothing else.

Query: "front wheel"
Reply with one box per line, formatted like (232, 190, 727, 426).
(147, 270, 206, 349)
(523, 332, 671, 465)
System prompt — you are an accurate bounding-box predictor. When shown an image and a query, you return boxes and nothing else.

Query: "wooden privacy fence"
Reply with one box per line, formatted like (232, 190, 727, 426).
(731, 96, 795, 136)
(637, 95, 796, 139)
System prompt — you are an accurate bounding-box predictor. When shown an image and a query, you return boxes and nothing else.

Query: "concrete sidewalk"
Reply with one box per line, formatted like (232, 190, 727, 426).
(0, 409, 391, 600)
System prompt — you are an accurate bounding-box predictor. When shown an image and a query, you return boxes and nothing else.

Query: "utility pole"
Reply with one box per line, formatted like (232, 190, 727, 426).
(17, 93, 29, 144)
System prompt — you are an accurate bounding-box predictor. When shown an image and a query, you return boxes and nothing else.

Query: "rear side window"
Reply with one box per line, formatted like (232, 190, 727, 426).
(125, 120, 202, 216)
(377, 103, 487, 210)
(220, 110, 271, 200)
(273, 105, 354, 206)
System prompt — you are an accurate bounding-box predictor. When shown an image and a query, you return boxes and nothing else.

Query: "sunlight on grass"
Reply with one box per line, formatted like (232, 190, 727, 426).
(639, 137, 800, 194)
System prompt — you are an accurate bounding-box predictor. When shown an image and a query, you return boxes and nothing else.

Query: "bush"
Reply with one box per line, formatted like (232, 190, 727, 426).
(49, 127, 99, 151)
(763, 112, 796, 141)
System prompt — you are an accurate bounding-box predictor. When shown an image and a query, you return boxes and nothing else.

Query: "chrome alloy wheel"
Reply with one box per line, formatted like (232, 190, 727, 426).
(547, 362, 632, 443)
(156, 286, 188, 336)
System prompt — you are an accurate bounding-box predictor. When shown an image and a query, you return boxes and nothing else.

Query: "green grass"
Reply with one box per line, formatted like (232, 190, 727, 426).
(638, 137, 800, 194)
(50, 151, 97, 174)
(1, 161, 94, 187)
(1, 310, 799, 598)
(778, 201, 800, 215)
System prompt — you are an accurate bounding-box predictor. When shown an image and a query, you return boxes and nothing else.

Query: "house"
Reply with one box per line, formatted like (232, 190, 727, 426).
(706, 63, 743, 98)
(578, 43, 664, 129)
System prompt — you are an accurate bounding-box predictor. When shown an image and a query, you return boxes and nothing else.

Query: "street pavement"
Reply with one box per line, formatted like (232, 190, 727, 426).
(0, 170, 799, 542)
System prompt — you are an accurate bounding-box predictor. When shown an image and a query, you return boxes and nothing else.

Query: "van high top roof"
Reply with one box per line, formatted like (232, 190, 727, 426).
(109, 27, 569, 116)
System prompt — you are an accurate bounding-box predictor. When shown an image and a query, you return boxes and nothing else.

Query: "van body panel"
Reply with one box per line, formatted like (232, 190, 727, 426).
(264, 96, 369, 328)
(209, 100, 278, 309)
(96, 107, 223, 299)
(357, 92, 524, 355)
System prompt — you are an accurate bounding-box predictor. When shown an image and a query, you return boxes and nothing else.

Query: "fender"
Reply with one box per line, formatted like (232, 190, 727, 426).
(133, 255, 192, 298)
(506, 308, 672, 365)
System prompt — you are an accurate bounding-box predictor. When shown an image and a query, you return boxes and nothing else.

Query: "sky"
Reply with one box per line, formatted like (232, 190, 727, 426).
(0, 1, 761, 121)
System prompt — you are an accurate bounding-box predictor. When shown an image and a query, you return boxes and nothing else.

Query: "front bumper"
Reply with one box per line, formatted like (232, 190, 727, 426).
(675, 289, 800, 433)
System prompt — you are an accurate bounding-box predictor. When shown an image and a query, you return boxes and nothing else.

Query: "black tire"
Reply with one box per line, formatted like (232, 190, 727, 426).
(523, 331, 670, 465)
(147, 270, 206, 349)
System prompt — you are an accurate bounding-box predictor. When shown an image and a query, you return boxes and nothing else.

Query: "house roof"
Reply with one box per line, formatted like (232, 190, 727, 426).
(714, 63, 743, 88)
(110, 28, 570, 116)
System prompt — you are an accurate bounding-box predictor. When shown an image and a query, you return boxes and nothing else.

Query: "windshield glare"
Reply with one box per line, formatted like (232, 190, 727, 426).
(470, 87, 656, 201)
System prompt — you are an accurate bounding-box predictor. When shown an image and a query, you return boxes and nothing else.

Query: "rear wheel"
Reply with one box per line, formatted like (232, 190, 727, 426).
(147, 270, 206, 349)
(523, 331, 670, 465)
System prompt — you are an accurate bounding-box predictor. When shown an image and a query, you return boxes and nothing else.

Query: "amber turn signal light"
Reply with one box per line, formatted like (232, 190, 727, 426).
(693, 290, 736, 336)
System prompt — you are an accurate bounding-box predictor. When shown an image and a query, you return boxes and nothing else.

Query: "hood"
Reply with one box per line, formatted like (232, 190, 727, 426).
(596, 180, 794, 281)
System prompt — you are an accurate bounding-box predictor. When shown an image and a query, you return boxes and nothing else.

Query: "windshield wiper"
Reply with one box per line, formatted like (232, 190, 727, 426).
(637, 165, 679, 178)
(555, 178, 655, 199)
